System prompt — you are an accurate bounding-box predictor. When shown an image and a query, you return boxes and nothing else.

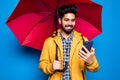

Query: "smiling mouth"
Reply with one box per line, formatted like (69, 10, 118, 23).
(66, 26, 72, 29)
(65, 25, 73, 28)
(66, 25, 73, 28)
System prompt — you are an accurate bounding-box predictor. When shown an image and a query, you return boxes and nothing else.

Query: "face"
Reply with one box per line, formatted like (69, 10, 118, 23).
(59, 13, 76, 34)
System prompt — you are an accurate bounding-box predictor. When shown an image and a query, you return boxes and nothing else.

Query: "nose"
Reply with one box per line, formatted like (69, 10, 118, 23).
(68, 21, 72, 25)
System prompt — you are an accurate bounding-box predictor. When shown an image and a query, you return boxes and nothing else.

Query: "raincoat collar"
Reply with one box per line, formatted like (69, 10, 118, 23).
(53, 29, 83, 61)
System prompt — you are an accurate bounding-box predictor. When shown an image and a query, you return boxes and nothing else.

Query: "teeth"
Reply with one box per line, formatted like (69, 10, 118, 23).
(66, 27, 72, 29)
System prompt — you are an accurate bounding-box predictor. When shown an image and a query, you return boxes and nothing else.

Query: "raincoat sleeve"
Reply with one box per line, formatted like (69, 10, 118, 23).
(85, 56, 99, 72)
(38, 38, 55, 75)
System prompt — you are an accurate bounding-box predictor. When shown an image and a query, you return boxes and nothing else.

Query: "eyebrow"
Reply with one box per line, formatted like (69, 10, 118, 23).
(64, 18, 75, 20)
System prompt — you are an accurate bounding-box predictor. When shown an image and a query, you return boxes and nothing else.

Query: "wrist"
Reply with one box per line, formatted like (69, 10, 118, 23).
(85, 60, 94, 66)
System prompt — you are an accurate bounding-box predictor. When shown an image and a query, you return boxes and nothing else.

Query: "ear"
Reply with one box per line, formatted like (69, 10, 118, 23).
(58, 18, 61, 24)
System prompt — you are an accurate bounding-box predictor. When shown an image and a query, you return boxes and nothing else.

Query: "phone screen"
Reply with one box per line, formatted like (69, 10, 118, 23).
(82, 41, 93, 52)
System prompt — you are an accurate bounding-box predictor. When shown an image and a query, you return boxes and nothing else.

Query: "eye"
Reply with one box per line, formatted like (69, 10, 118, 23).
(64, 18, 69, 21)
(71, 19, 75, 22)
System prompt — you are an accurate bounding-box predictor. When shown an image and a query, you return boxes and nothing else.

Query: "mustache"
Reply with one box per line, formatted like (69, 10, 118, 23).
(65, 25, 73, 27)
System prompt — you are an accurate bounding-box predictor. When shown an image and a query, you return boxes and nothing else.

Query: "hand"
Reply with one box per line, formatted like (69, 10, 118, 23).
(52, 60, 62, 71)
(78, 45, 95, 64)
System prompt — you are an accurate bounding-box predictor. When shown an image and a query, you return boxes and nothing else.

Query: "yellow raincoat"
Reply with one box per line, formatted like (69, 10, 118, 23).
(39, 30, 99, 80)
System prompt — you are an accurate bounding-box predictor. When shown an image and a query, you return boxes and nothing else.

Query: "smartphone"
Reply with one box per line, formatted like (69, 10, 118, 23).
(82, 41, 93, 52)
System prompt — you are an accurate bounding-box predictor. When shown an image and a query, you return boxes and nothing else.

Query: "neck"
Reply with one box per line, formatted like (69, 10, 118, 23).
(61, 30, 73, 39)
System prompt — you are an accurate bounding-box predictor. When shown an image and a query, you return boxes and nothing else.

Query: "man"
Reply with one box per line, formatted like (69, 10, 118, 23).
(39, 5, 99, 80)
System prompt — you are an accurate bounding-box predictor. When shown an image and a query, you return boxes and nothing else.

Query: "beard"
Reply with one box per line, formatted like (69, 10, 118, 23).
(61, 24, 74, 34)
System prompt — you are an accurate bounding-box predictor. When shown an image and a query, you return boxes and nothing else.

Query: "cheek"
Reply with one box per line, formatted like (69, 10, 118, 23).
(61, 21, 67, 26)
(72, 22, 76, 26)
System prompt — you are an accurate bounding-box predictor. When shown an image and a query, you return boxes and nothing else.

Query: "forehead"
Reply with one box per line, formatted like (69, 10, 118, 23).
(62, 13, 75, 19)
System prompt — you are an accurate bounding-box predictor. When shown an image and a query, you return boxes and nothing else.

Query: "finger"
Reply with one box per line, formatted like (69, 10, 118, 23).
(78, 53, 87, 62)
(89, 48, 95, 56)
(82, 45, 90, 53)
(79, 50, 87, 57)
(79, 51, 87, 60)
(90, 48, 95, 52)
(54, 60, 61, 64)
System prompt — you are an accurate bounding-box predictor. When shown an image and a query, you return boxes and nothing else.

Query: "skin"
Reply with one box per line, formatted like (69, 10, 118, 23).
(78, 46, 95, 64)
(59, 13, 76, 38)
(52, 13, 95, 71)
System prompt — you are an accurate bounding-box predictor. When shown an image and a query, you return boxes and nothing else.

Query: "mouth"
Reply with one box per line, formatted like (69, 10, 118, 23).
(66, 25, 73, 28)
(66, 26, 72, 29)
(61, 25, 74, 34)
(65, 25, 73, 30)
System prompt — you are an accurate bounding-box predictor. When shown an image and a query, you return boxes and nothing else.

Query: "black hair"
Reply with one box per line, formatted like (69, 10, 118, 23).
(58, 5, 77, 19)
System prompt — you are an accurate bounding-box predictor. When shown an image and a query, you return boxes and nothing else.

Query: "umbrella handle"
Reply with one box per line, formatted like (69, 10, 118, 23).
(55, 44, 58, 60)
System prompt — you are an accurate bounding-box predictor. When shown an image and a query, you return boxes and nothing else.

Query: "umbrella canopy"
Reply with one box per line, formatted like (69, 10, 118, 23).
(6, 0, 102, 50)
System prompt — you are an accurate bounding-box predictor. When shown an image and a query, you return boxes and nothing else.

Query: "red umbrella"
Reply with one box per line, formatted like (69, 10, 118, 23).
(6, 0, 102, 50)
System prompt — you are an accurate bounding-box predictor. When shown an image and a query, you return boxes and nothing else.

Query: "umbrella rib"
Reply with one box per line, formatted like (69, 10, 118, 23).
(41, 0, 54, 13)
(37, 14, 56, 33)
(35, 12, 53, 23)
(56, 0, 60, 10)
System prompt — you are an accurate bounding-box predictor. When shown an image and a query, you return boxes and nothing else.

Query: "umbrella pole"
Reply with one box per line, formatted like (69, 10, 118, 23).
(54, 10, 58, 36)
(54, 0, 60, 36)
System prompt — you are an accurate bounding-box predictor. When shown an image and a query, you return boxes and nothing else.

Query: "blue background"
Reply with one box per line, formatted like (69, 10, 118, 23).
(0, 0, 119, 80)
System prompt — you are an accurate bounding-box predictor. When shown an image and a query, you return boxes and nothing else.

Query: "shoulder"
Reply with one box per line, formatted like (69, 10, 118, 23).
(42, 36, 56, 50)
(73, 30, 88, 41)
(44, 36, 54, 43)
